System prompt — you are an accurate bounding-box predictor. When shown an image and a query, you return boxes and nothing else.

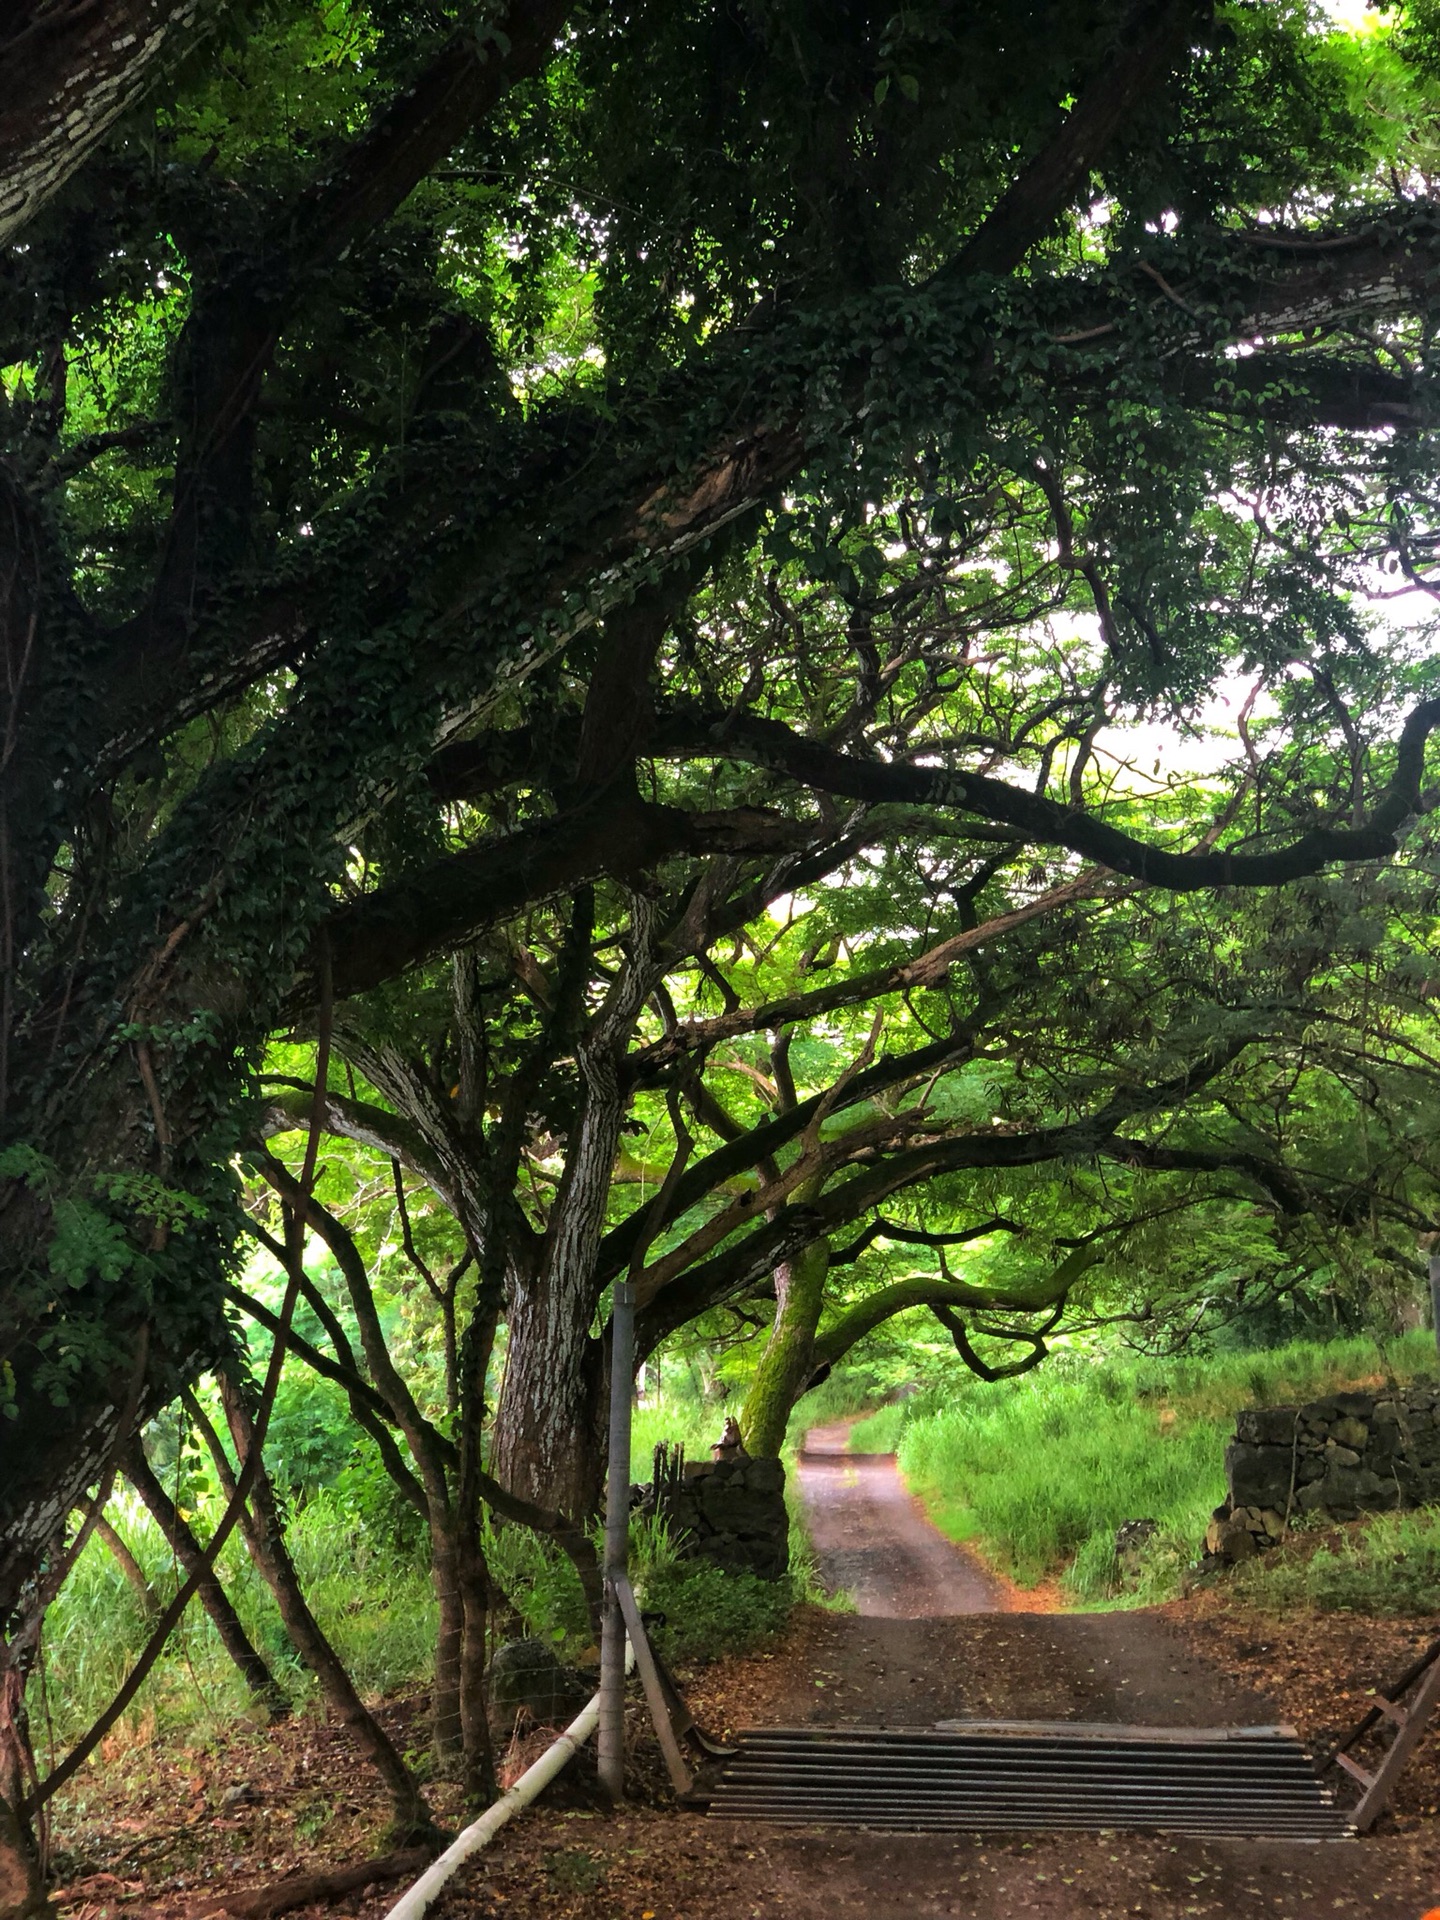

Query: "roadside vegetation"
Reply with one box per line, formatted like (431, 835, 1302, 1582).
(40, 1385, 816, 1759)
(852, 1331, 1440, 1602)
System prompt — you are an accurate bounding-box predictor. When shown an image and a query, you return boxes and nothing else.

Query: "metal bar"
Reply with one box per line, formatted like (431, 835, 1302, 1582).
(731, 1738, 1313, 1759)
(597, 1279, 635, 1803)
(722, 1758, 1322, 1779)
(730, 1747, 1314, 1770)
(715, 1793, 1335, 1806)
(715, 1791, 1335, 1803)
(929, 1719, 1295, 1742)
(756, 1728, 1297, 1743)
(715, 1799, 1336, 1812)
(721, 1774, 1344, 1789)
(713, 1814, 1348, 1837)
(614, 1571, 693, 1796)
(721, 1774, 1328, 1789)
(725, 1760, 1320, 1779)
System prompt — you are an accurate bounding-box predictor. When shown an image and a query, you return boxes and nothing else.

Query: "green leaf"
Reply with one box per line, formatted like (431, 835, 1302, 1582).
(0, 1143, 55, 1189)
(49, 1200, 136, 1289)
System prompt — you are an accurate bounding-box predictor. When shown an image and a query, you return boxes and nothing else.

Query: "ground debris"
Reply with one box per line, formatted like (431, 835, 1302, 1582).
(45, 1590, 1440, 1920)
(182, 1847, 431, 1919)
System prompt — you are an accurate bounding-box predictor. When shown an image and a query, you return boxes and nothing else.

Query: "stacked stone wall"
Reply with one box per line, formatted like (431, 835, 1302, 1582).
(1214, 1381, 1440, 1559)
(647, 1454, 789, 1581)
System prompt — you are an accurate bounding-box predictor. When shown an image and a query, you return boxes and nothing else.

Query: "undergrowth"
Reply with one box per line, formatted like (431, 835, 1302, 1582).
(41, 1490, 439, 1753)
(1231, 1506, 1440, 1616)
(46, 1460, 806, 1762)
(849, 1331, 1438, 1604)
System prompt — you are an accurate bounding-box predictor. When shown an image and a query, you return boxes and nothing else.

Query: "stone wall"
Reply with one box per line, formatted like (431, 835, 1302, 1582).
(650, 1454, 789, 1582)
(1216, 1382, 1440, 1558)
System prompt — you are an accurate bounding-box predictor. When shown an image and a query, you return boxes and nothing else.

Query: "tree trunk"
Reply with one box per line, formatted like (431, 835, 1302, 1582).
(0, 1795, 43, 1920)
(490, 905, 660, 1516)
(740, 1240, 831, 1458)
(208, 1382, 433, 1842)
(93, 1514, 160, 1623)
(455, 1528, 495, 1804)
(429, 1539, 465, 1764)
(0, 1, 204, 248)
(490, 1284, 606, 1516)
(0, 1654, 43, 1920)
(120, 1443, 288, 1719)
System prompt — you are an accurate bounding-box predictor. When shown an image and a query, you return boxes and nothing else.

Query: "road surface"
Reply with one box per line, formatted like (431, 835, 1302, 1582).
(795, 1420, 1009, 1616)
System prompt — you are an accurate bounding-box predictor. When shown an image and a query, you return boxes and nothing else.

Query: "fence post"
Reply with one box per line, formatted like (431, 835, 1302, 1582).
(597, 1279, 636, 1802)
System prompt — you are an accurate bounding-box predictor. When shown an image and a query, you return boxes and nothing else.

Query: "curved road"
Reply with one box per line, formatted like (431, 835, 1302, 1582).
(795, 1421, 1008, 1616)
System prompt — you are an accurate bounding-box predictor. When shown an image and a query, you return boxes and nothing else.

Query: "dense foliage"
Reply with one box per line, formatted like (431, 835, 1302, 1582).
(6, 0, 1440, 1901)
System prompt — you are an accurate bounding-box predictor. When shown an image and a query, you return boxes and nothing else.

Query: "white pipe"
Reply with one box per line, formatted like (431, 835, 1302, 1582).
(382, 1646, 634, 1920)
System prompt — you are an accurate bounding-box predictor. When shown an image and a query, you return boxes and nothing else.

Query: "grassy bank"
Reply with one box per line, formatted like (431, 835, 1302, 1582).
(1233, 1504, 1440, 1615)
(850, 1332, 1439, 1603)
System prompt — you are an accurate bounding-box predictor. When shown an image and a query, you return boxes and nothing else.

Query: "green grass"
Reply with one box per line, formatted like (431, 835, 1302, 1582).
(41, 1380, 815, 1762)
(631, 1391, 728, 1477)
(630, 1362, 886, 1479)
(39, 1490, 440, 1754)
(1232, 1506, 1440, 1616)
(849, 1332, 1438, 1604)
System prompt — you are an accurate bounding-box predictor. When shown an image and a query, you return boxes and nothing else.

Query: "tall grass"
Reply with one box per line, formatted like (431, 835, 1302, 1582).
(631, 1392, 726, 1475)
(40, 1490, 439, 1754)
(849, 1332, 1438, 1602)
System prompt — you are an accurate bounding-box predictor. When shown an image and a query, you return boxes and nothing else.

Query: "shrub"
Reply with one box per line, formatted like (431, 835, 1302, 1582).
(639, 1559, 795, 1665)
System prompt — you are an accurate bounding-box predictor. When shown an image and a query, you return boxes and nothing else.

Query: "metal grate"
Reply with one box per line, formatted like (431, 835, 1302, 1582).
(706, 1722, 1350, 1839)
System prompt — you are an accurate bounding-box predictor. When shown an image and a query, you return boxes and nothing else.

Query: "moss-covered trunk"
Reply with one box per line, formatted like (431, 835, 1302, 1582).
(740, 1239, 831, 1458)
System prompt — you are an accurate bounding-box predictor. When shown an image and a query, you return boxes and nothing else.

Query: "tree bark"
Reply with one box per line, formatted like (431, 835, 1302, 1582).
(740, 1239, 831, 1458)
(0, 1791, 44, 1920)
(92, 1513, 160, 1623)
(0, 0, 204, 248)
(119, 1443, 288, 1719)
(490, 1287, 607, 1518)
(0, 1649, 43, 1920)
(491, 897, 662, 1515)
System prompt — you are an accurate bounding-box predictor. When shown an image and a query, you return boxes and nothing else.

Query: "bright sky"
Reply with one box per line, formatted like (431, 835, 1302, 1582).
(1323, 0, 1383, 30)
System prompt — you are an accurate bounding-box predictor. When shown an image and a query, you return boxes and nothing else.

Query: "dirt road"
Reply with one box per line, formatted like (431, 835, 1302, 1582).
(303, 1427, 1440, 1919)
(795, 1421, 1011, 1616)
(457, 1602, 1440, 1920)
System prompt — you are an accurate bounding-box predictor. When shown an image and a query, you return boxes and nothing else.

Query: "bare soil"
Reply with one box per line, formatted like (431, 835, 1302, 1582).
(46, 1434, 1440, 1920)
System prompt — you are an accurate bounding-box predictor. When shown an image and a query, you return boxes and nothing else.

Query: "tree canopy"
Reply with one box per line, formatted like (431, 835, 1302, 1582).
(7, 0, 1440, 1901)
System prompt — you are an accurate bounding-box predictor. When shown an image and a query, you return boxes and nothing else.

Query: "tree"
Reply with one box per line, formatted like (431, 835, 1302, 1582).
(7, 1, 1440, 1903)
(0, 0, 209, 249)
(262, 739, 1440, 1498)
